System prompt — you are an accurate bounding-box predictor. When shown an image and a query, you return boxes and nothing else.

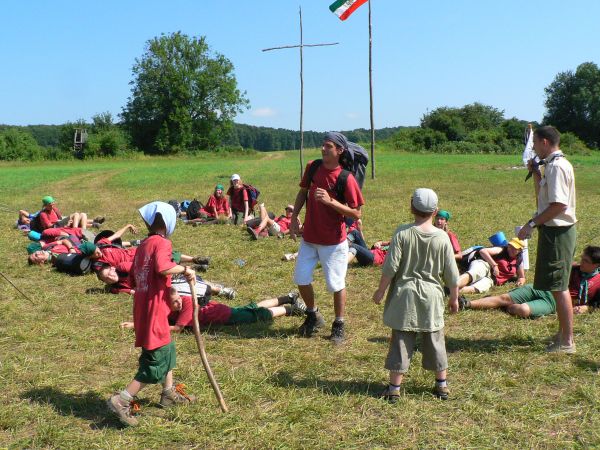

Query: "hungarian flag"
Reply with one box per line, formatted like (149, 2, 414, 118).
(329, 0, 368, 21)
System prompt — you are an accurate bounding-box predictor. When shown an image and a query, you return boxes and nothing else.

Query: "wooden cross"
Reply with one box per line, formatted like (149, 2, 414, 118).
(263, 6, 339, 178)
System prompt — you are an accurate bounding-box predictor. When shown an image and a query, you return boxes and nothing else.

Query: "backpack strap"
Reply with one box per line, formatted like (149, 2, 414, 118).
(334, 169, 350, 203)
(305, 159, 323, 187)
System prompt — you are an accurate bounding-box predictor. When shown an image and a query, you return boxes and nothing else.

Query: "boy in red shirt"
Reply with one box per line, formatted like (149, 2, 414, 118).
(107, 202, 196, 427)
(246, 203, 300, 239)
(289, 132, 364, 343)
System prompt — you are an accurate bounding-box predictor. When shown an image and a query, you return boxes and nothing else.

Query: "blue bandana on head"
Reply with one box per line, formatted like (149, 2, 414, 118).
(323, 132, 349, 151)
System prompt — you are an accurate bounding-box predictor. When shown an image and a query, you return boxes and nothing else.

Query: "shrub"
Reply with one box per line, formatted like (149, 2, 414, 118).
(0, 128, 44, 161)
(560, 132, 592, 155)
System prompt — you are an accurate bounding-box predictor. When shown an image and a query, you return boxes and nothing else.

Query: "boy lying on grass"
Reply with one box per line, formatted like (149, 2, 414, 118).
(373, 188, 459, 403)
(460, 245, 600, 319)
(120, 286, 306, 332)
(246, 203, 301, 240)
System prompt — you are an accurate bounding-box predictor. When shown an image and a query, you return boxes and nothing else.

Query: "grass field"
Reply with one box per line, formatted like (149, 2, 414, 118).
(1, 149, 600, 448)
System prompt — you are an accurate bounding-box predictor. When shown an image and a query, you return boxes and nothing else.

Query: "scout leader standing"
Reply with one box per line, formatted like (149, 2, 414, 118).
(289, 132, 364, 343)
(107, 201, 196, 427)
(518, 126, 577, 353)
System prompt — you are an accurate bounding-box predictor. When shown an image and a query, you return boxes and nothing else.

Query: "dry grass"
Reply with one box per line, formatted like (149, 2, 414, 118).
(1, 149, 600, 448)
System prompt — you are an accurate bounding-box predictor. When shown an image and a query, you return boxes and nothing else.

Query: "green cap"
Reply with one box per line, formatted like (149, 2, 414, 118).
(42, 196, 55, 205)
(27, 242, 42, 254)
(78, 242, 97, 256)
(215, 184, 224, 191)
(436, 210, 451, 220)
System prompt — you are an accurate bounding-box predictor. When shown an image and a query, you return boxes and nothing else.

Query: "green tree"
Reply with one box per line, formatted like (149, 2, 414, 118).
(121, 32, 248, 154)
(544, 61, 600, 148)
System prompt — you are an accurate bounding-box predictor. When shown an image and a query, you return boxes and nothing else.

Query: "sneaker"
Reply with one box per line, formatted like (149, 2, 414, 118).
(546, 341, 576, 354)
(458, 295, 470, 311)
(330, 320, 345, 344)
(93, 216, 106, 224)
(282, 253, 297, 261)
(192, 255, 211, 265)
(91, 222, 101, 229)
(380, 386, 400, 404)
(107, 393, 139, 427)
(285, 293, 307, 316)
(159, 383, 196, 408)
(434, 384, 450, 400)
(298, 310, 325, 337)
(246, 226, 260, 240)
(192, 264, 209, 273)
(220, 286, 236, 300)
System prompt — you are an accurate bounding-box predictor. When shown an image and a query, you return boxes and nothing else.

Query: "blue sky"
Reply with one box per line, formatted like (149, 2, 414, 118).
(1, 1, 598, 131)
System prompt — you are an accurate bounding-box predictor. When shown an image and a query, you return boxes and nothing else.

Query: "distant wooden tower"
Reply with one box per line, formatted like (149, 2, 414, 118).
(73, 128, 88, 159)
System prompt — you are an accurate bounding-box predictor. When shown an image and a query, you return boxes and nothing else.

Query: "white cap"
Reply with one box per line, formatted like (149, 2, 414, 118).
(231, 173, 241, 181)
(412, 188, 438, 213)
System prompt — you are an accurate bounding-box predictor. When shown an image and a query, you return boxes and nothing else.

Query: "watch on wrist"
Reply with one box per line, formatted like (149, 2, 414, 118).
(527, 220, 536, 228)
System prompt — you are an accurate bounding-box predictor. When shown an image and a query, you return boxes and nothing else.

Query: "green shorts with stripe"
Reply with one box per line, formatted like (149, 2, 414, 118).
(509, 284, 556, 318)
(226, 302, 273, 325)
(134, 341, 176, 384)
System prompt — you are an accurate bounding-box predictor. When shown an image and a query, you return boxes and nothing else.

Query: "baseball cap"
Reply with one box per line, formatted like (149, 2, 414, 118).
(42, 196, 55, 205)
(285, 204, 294, 211)
(412, 188, 438, 213)
(230, 174, 241, 181)
(215, 184, 224, 191)
(508, 237, 526, 250)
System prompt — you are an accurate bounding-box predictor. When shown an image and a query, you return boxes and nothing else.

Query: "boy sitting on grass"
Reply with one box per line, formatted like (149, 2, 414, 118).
(373, 188, 459, 403)
(106, 201, 197, 427)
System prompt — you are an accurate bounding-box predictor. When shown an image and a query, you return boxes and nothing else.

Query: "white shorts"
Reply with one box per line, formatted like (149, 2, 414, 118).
(268, 222, 281, 236)
(466, 259, 493, 293)
(293, 240, 348, 292)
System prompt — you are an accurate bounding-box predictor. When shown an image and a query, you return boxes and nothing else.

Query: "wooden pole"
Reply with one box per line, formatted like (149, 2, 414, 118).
(188, 278, 228, 413)
(368, 0, 375, 179)
(299, 6, 304, 179)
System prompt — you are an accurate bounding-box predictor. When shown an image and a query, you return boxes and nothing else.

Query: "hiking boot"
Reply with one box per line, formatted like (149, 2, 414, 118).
(546, 341, 576, 354)
(285, 293, 307, 316)
(93, 216, 106, 224)
(192, 255, 211, 265)
(380, 386, 401, 404)
(220, 286, 236, 300)
(434, 384, 450, 400)
(159, 383, 196, 408)
(246, 226, 260, 240)
(329, 320, 345, 344)
(192, 264, 209, 273)
(298, 310, 325, 337)
(458, 295, 470, 311)
(91, 221, 102, 229)
(107, 393, 139, 427)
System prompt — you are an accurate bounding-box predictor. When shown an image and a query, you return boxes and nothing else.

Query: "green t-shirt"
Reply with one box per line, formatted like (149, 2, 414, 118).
(382, 224, 459, 332)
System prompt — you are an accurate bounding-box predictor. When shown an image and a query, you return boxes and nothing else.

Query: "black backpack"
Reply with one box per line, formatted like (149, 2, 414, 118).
(54, 253, 92, 275)
(186, 199, 203, 220)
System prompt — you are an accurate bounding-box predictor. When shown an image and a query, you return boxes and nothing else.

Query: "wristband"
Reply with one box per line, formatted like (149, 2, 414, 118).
(527, 219, 536, 228)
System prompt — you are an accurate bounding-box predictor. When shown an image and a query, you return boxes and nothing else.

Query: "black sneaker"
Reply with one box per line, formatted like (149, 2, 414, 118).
(192, 264, 209, 272)
(458, 295, 470, 311)
(192, 255, 211, 265)
(298, 310, 325, 337)
(285, 293, 307, 316)
(246, 226, 260, 240)
(330, 320, 345, 344)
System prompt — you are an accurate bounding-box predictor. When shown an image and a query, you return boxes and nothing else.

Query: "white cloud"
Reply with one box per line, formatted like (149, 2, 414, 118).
(251, 107, 277, 117)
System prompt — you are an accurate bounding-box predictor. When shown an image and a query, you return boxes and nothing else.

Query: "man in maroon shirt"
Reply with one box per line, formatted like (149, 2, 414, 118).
(289, 132, 364, 343)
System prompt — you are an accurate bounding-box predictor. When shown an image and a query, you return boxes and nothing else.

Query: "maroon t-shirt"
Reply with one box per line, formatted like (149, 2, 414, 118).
(203, 195, 229, 217)
(168, 295, 232, 327)
(227, 186, 248, 211)
(493, 249, 522, 285)
(300, 162, 364, 245)
(275, 216, 292, 233)
(96, 238, 137, 267)
(131, 234, 177, 350)
(569, 265, 600, 306)
(39, 206, 62, 230)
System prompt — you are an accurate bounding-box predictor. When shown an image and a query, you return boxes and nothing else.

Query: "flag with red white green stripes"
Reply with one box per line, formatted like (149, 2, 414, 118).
(329, 0, 368, 21)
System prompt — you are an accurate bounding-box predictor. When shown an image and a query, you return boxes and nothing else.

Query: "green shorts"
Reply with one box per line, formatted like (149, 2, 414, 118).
(134, 341, 176, 384)
(509, 284, 556, 318)
(534, 225, 576, 291)
(226, 302, 273, 325)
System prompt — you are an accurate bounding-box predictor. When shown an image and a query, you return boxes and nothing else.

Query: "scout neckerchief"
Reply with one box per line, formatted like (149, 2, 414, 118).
(578, 267, 600, 305)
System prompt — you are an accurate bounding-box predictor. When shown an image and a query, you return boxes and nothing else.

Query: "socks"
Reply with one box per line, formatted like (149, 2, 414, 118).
(335, 317, 344, 323)
(120, 389, 134, 402)
(388, 383, 401, 391)
(436, 379, 447, 388)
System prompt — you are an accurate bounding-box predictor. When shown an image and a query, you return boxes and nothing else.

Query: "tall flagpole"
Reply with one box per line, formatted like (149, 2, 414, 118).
(299, 7, 304, 179)
(368, 0, 375, 179)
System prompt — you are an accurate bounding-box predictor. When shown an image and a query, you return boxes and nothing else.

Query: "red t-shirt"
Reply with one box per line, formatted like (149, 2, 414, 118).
(372, 248, 388, 266)
(275, 215, 292, 233)
(227, 186, 248, 211)
(110, 261, 134, 294)
(493, 249, 522, 285)
(203, 195, 229, 217)
(43, 241, 79, 255)
(96, 238, 137, 267)
(168, 295, 232, 327)
(569, 265, 600, 306)
(39, 206, 62, 230)
(41, 227, 84, 244)
(447, 231, 461, 254)
(130, 234, 177, 350)
(300, 162, 364, 245)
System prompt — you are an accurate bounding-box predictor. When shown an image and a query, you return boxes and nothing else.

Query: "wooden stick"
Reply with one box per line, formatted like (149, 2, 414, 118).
(188, 277, 228, 412)
(0, 271, 36, 305)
